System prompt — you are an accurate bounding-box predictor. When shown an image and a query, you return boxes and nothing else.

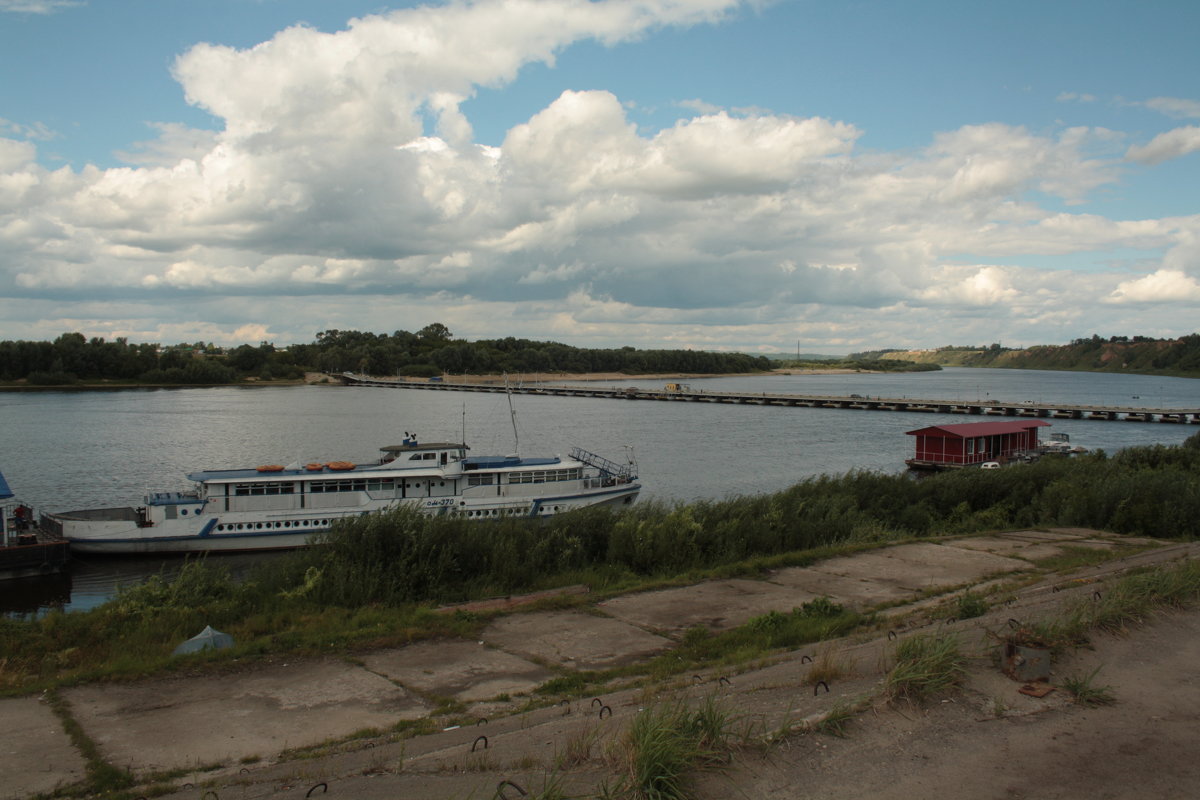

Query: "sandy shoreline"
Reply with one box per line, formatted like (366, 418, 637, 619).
(353, 368, 871, 386)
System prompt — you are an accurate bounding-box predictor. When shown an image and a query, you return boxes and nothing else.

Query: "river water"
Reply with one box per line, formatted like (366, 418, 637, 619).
(2, 368, 1197, 613)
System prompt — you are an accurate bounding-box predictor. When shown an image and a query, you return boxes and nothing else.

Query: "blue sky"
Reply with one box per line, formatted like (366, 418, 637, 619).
(1, 0, 1198, 352)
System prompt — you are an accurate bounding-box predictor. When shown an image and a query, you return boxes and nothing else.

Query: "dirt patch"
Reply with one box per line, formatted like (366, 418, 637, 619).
(705, 608, 1200, 800)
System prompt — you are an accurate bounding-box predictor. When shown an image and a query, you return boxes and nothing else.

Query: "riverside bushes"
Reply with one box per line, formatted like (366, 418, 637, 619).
(277, 431, 1200, 607)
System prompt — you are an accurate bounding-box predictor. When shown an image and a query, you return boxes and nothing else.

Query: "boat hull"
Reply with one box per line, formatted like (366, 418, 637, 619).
(48, 483, 641, 555)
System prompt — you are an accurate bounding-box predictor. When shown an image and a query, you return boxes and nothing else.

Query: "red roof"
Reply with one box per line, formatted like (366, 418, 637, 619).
(905, 420, 1050, 438)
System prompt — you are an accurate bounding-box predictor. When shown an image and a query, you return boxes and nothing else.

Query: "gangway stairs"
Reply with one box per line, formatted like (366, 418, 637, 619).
(570, 447, 637, 480)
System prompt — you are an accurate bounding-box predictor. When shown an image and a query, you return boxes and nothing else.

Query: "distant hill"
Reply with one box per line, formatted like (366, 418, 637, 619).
(855, 334, 1200, 378)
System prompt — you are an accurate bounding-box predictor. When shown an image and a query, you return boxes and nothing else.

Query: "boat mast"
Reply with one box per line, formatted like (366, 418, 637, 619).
(505, 373, 520, 457)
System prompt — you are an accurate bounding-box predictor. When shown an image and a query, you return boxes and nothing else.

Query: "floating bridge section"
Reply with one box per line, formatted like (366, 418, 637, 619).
(336, 373, 1200, 424)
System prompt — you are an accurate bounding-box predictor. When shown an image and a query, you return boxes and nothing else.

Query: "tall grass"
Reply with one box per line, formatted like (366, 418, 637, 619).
(886, 633, 967, 703)
(614, 695, 735, 800)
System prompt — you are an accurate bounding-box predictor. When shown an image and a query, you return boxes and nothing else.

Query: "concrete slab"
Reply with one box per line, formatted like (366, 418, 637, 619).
(600, 579, 820, 634)
(1000, 529, 1091, 542)
(1107, 536, 1160, 547)
(811, 543, 1027, 592)
(885, 542, 1028, 572)
(65, 659, 429, 772)
(947, 536, 1087, 561)
(362, 640, 554, 702)
(946, 536, 1043, 556)
(482, 610, 671, 670)
(0, 695, 86, 800)
(1001, 543, 1075, 561)
(768, 567, 916, 608)
(1067, 539, 1119, 550)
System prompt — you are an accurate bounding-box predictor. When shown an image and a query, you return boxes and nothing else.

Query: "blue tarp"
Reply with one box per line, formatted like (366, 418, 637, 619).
(172, 625, 235, 656)
(0, 470, 12, 500)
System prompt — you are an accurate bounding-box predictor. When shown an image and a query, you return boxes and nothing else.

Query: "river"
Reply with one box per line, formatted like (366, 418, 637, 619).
(2, 368, 1197, 613)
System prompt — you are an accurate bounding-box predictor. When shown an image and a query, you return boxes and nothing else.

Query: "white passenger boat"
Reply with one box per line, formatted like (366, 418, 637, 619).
(39, 440, 640, 555)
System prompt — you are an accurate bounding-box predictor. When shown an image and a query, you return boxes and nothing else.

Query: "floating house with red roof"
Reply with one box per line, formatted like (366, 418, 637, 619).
(905, 420, 1050, 470)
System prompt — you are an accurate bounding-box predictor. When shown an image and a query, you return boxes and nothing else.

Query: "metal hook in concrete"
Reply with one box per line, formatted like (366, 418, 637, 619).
(472, 735, 489, 752)
(305, 783, 328, 797)
(496, 779, 529, 798)
(801, 655, 813, 664)
(719, 676, 731, 687)
(599, 705, 613, 720)
(814, 681, 830, 696)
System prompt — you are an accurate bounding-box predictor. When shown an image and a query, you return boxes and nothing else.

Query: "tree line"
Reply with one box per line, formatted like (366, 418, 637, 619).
(0, 325, 772, 385)
(854, 333, 1200, 377)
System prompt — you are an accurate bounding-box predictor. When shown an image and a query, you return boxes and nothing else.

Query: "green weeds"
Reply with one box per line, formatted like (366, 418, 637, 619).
(885, 633, 967, 703)
(1061, 667, 1116, 706)
(613, 695, 736, 800)
(44, 688, 135, 796)
(955, 591, 989, 620)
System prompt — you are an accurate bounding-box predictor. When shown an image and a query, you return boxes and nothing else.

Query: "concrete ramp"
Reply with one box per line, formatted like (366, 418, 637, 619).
(600, 579, 820, 634)
(482, 610, 672, 670)
(63, 659, 429, 772)
(363, 641, 554, 702)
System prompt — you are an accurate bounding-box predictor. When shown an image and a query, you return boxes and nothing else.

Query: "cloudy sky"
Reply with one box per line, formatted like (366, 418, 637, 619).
(1, 0, 1198, 353)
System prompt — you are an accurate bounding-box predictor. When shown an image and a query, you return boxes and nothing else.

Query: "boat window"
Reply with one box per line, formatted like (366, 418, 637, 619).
(508, 469, 579, 484)
(468, 474, 495, 486)
(307, 478, 395, 493)
(234, 482, 296, 496)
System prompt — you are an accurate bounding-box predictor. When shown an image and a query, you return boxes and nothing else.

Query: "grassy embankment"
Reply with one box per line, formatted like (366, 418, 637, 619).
(2, 433, 1198, 696)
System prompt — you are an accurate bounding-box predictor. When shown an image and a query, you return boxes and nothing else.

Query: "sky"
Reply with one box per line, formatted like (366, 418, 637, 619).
(1, 0, 1198, 353)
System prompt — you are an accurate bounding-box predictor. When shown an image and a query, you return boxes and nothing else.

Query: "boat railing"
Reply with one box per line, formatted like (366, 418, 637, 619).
(570, 447, 637, 481)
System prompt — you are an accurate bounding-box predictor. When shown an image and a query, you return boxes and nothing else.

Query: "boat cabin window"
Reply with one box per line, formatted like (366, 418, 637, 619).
(234, 482, 295, 496)
(408, 452, 438, 461)
(468, 474, 495, 486)
(508, 468, 582, 484)
(307, 478, 396, 493)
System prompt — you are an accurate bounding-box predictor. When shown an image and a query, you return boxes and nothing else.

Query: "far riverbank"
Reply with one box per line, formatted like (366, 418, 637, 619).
(0, 369, 812, 392)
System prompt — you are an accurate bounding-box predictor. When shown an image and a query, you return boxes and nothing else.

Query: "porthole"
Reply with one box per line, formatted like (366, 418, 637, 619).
(236, 523, 244, 530)
(180, 509, 188, 516)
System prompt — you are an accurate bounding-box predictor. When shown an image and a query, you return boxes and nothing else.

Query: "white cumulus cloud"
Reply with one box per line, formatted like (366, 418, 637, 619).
(1109, 269, 1200, 304)
(1126, 126, 1200, 165)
